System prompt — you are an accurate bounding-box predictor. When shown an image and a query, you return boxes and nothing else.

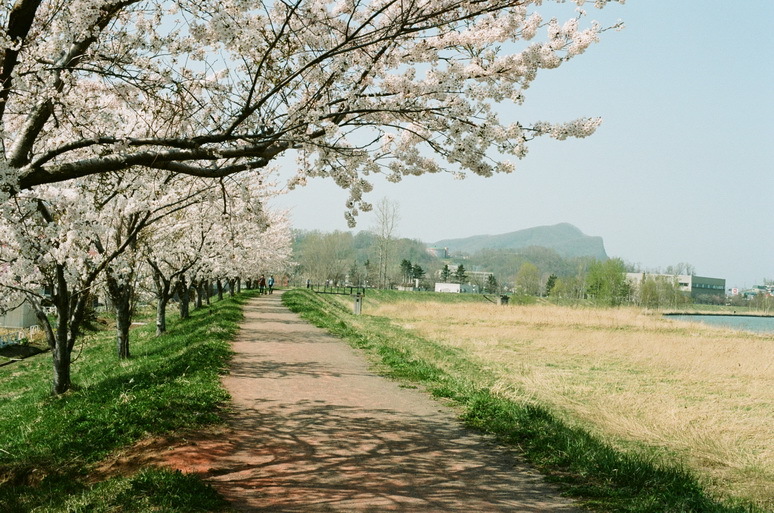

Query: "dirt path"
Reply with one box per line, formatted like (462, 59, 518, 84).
(166, 293, 584, 512)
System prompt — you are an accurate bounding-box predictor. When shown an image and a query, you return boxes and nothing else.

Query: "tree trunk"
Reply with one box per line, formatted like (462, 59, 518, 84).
(203, 280, 211, 305)
(189, 281, 198, 310)
(51, 330, 72, 395)
(156, 295, 168, 336)
(217, 279, 224, 301)
(106, 268, 134, 359)
(228, 278, 236, 297)
(48, 265, 90, 394)
(151, 263, 172, 336)
(50, 266, 74, 394)
(195, 280, 204, 309)
(115, 296, 131, 359)
(178, 278, 191, 319)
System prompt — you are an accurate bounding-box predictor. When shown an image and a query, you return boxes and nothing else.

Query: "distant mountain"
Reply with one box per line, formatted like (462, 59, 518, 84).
(430, 223, 608, 259)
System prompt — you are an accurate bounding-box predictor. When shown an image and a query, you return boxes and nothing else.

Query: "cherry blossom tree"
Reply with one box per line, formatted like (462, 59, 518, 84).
(143, 218, 203, 334)
(211, 207, 293, 294)
(101, 224, 142, 361)
(0, 169, 231, 393)
(2, 0, 623, 225)
(141, 175, 291, 335)
(89, 171, 235, 360)
(0, 176, 144, 392)
(0, 170, 292, 393)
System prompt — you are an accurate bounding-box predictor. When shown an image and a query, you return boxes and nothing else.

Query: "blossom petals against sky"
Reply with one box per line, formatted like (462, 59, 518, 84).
(272, 1, 773, 288)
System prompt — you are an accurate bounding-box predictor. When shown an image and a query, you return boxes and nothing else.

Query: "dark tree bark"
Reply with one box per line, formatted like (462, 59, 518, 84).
(147, 257, 199, 335)
(202, 279, 211, 305)
(155, 294, 169, 336)
(178, 276, 191, 320)
(149, 262, 172, 336)
(40, 263, 92, 394)
(106, 266, 135, 359)
(194, 279, 203, 309)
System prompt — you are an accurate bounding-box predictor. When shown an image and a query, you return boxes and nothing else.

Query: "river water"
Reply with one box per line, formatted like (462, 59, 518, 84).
(666, 314, 774, 334)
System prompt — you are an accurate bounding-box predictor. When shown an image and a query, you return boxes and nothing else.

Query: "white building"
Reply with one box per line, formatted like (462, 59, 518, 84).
(435, 282, 461, 293)
(0, 303, 38, 328)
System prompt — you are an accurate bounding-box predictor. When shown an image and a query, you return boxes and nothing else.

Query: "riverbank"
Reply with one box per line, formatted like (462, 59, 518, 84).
(664, 311, 774, 317)
(664, 313, 774, 334)
(286, 289, 772, 512)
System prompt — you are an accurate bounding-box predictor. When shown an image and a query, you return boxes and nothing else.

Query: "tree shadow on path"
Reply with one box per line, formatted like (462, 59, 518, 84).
(161, 293, 583, 513)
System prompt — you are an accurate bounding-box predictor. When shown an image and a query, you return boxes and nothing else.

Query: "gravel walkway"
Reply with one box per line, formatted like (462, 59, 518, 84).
(169, 292, 584, 512)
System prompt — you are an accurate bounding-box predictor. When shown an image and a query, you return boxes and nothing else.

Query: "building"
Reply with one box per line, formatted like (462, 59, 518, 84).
(737, 284, 774, 298)
(0, 303, 38, 329)
(434, 282, 477, 293)
(435, 282, 461, 293)
(626, 273, 726, 302)
(426, 247, 449, 259)
(688, 275, 726, 301)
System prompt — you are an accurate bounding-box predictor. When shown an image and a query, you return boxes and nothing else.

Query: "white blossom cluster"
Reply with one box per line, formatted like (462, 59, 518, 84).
(0, 0, 622, 226)
(0, 166, 292, 351)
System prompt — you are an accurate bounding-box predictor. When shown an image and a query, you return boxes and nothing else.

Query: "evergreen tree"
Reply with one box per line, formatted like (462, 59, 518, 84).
(454, 264, 467, 284)
(486, 274, 499, 294)
(545, 274, 558, 296)
(400, 259, 413, 284)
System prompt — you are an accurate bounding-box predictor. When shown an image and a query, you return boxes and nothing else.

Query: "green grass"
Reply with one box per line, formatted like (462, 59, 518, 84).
(0, 293, 255, 512)
(4, 288, 762, 512)
(3, 467, 228, 513)
(283, 288, 765, 513)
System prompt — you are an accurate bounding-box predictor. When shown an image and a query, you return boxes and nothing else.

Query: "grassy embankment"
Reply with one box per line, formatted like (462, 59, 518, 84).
(283, 288, 772, 513)
(0, 293, 253, 512)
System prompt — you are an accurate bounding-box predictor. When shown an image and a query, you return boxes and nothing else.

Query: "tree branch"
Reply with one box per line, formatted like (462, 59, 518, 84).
(18, 139, 290, 188)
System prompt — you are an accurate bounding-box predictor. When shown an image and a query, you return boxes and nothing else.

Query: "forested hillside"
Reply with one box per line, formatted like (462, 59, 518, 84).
(291, 228, 605, 294)
(432, 223, 608, 259)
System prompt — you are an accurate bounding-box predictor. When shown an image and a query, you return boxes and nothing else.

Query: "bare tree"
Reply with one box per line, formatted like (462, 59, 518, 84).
(296, 231, 354, 285)
(372, 198, 399, 288)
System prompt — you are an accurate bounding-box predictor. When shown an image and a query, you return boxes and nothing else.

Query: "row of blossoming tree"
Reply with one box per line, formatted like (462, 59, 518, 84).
(0, 168, 292, 394)
(1, 0, 623, 393)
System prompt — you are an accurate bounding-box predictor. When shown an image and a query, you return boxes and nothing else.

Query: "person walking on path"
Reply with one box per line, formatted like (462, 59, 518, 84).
(161, 293, 583, 512)
(258, 274, 266, 295)
(267, 275, 275, 294)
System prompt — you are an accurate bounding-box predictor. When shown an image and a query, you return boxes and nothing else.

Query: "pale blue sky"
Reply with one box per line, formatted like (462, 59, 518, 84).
(272, 1, 773, 289)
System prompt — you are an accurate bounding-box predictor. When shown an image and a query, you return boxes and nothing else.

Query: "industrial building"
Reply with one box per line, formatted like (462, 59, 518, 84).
(626, 273, 726, 302)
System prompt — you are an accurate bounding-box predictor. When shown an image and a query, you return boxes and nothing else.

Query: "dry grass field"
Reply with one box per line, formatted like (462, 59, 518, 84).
(368, 299, 773, 509)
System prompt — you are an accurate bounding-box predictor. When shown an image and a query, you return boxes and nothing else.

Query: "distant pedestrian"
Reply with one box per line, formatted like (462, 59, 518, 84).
(258, 274, 267, 295)
(268, 275, 275, 294)
(306, 278, 311, 289)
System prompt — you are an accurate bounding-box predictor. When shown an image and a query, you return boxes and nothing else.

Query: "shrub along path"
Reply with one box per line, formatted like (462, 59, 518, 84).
(160, 292, 583, 512)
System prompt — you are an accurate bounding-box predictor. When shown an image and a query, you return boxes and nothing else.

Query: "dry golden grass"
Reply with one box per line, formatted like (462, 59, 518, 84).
(0, 325, 46, 344)
(369, 300, 774, 508)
